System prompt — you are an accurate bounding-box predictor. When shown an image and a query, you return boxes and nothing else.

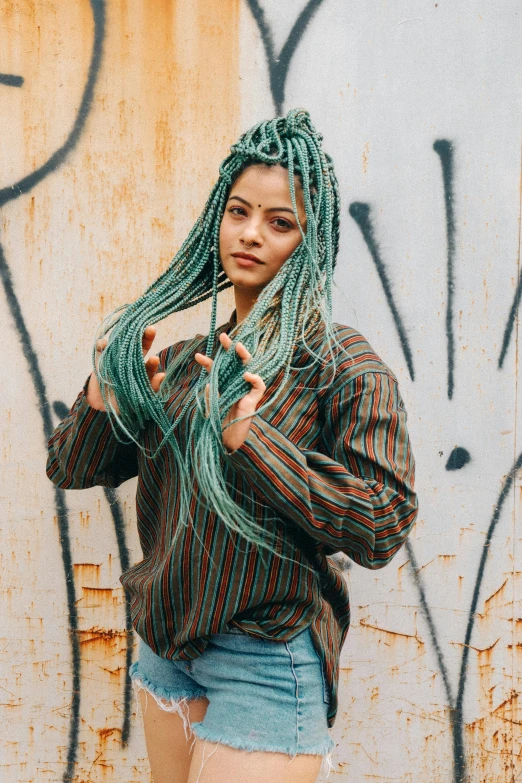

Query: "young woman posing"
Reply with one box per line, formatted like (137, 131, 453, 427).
(47, 110, 418, 783)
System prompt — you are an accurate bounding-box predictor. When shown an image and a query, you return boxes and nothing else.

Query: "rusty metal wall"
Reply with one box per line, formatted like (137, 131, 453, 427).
(0, 1, 520, 782)
(0, 1, 239, 781)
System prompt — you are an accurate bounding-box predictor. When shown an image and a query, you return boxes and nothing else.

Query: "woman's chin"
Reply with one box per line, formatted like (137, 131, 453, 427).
(226, 271, 267, 292)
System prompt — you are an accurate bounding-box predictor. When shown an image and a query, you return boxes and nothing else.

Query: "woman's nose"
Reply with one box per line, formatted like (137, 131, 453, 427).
(240, 221, 262, 247)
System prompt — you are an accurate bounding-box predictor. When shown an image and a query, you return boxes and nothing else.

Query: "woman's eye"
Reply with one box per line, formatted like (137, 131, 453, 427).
(229, 206, 246, 216)
(273, 218, 292, 229)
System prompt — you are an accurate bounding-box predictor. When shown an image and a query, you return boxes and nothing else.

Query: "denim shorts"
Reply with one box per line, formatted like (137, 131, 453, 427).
(130, 625, 335, 764)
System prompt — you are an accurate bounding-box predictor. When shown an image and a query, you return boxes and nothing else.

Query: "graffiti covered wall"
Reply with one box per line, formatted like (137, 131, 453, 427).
(0, 1, 520, 781)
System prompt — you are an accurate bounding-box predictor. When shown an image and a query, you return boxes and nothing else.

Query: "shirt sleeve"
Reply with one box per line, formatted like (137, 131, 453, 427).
(46, 376, 139, 490)
(226, 370, 418, 570)
(46, 337, 199, 490)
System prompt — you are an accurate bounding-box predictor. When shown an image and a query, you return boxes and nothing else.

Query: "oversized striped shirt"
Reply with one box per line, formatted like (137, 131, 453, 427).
(46, 314, 418, 728)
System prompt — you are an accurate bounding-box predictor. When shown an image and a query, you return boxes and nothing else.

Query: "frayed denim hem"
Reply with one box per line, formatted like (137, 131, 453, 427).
(191, 721, 335, 779)
(130, 661, 207, 750)
(130, 662, 335, 781)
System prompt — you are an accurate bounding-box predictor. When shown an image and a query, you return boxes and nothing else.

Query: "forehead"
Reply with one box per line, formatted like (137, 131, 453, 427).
(230, 164, 295, 203)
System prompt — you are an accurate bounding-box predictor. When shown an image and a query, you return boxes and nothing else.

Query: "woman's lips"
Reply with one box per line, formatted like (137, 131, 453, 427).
(231, 252, 263, 267)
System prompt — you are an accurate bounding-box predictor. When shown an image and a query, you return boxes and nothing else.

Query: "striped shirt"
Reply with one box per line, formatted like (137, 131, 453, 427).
(46, 314, 418, 729)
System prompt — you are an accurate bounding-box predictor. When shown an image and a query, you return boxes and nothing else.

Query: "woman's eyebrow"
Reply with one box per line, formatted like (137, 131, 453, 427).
(228, 195, 251, 207)
(228, 195, 295, 215)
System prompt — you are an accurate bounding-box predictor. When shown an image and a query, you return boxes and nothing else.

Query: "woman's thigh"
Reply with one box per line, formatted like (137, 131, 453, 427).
(187, 738, 324, 783)
(131, 640, 210, 783)
(138, 690, 209, 783)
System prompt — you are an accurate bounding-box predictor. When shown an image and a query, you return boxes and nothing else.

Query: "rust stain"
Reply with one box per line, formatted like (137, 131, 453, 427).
(466, 689, 521, 779)
(78, 585, 121, 610)
(73, 562, 102, 585)
(139, 0, 240, 230)
(362, 141, 370, 175)
(450, 638, 501, 655)
(359, 616, 424, 645)
(76, 626, 127, 647)
(413, 553, 456, 573)
(484, 578, 508, 607)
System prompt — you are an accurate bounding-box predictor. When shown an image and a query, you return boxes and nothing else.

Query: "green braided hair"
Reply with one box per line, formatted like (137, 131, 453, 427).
(94, 108, 342, 569)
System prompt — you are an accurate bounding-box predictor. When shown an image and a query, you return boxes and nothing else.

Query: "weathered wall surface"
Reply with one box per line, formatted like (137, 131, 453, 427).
(0, 1, 520, 781)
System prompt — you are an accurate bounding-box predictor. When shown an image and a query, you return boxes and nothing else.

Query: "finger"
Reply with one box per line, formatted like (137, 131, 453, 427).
(145, 355, 160, 382)
(235, 341, 252, 365)
(142, 325, 156, 356)
(151, 372, 165, 393)
(194, 352, 214, 372)
(96, 338, 108, 353)
(243, 371, 266, 405)
(219, 332, 233, 350)
(205, 381, 210, 417)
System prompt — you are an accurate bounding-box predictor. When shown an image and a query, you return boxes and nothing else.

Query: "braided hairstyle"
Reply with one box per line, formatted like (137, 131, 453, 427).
(95, 108, 342, 566)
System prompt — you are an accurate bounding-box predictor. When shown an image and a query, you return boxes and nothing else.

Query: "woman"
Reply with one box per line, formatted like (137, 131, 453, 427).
(47, 109, 418, 783)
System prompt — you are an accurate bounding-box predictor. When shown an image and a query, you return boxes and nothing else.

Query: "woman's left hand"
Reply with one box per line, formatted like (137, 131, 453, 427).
(194, 333, 266, 453)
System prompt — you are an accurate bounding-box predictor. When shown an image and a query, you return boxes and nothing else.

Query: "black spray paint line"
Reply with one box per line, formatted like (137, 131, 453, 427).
(498, 150, 522, 369)
(349, 176, 461, 778)
(405, 539, 467, 783)
(245, 0, 327, 115)
(0, 243, 80, 780)
(454, 451, 522, 760)
(0, 2, 106, 779)
(54, 402, 134, 746)
(498, 269, 522, 369)
(104, 488, 134, 746)
(0, 74, 24, 87)
(405, 540, 454, 705)
(348, 202, 415, 380)
(0, 0, 104, 208)
(433, 140, 456, 400)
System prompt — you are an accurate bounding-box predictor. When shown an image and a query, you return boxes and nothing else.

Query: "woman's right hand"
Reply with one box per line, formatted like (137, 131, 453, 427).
(86, 325, 166, 412)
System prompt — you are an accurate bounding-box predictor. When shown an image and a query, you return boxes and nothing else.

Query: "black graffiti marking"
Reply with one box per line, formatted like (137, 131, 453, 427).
(53, 406, 135, 745)
(348, 202, 415, 381)
(445, 446, 471, 471)
(0, 2, 106, 779)
(406, 541, 454, 705)
(498, 269, 522, 369)
(245, 0, 327, 115)
(103, 488, 134, 746)
(0, 240, 83, 779)
(433, 140, 456, 400)
(0, 0, 104, 208)
(348, 156, 467, 779)
(0, 244, 82, 779)
(455, 450, 522, 765)
(0, 74, 24, 87)
(405, 540, 468, 782)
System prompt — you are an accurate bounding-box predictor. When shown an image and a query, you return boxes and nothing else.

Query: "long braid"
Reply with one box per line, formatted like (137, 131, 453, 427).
(94, 109, 343, 567)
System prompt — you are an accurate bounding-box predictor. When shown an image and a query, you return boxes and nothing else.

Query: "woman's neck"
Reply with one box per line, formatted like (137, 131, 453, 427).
(233, 286, 260, 324)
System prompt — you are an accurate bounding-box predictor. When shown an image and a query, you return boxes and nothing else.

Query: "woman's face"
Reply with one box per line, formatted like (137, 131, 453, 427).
(219, 164, 307, 296)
